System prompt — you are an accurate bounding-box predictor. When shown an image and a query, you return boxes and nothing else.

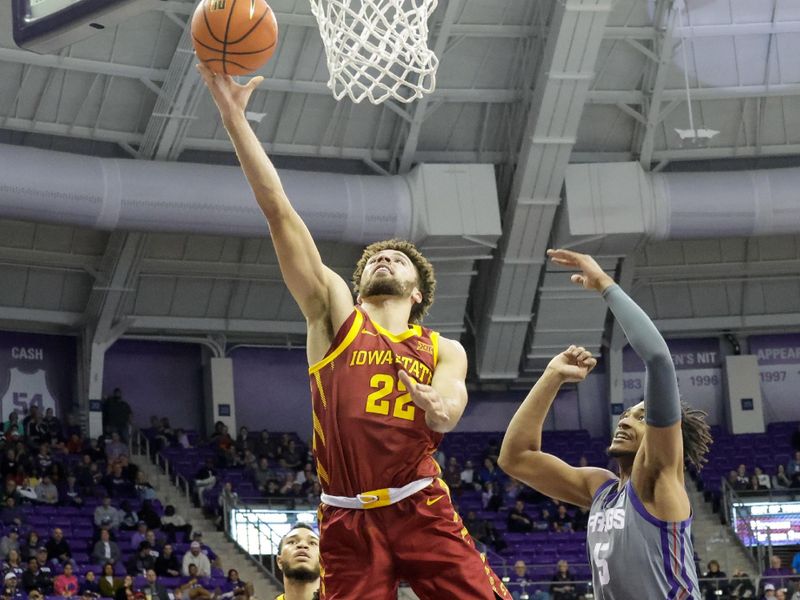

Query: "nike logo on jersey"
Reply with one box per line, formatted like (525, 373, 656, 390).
(361, 329, 380, 337)
(426, 495, 445, 506)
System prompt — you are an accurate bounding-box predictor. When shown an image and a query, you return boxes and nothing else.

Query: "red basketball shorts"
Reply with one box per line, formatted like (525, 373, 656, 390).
(317, 478, 510, 599)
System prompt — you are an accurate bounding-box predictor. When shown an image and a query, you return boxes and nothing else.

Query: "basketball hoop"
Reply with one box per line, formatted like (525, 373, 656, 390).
(308, 0, 440, 104)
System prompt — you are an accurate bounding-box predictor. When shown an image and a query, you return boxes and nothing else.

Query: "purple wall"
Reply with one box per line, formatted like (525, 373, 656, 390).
(230, 347, 313, 441)
(103, 340, 203, 431)
(0, 330, 77, 419)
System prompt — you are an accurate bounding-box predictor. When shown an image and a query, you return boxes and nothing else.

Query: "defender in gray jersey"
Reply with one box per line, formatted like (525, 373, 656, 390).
(499, 250, 712, 600)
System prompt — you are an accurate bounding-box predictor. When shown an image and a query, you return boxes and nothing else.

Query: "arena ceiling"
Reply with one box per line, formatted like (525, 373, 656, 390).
(1, 0, 800, 387)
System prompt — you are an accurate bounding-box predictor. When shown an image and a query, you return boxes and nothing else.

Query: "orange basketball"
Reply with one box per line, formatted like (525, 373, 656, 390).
(191, 0, 278, 76)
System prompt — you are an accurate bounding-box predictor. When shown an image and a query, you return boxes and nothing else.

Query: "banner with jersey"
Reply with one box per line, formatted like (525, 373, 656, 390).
(0, 331, 76, 421)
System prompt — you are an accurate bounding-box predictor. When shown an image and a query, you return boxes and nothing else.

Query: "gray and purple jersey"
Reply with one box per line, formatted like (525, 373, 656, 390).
(586, 478, 700, 600)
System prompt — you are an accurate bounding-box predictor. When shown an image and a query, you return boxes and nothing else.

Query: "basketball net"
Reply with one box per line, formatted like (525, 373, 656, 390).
(309, 0, 439, 104)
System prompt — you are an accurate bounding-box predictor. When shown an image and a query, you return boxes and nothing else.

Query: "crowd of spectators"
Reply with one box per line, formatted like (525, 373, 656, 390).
(0, 390, 254, 600)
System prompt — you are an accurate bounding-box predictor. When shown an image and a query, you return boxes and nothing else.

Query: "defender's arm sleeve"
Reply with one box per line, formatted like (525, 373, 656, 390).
(602, 284, 680, 427)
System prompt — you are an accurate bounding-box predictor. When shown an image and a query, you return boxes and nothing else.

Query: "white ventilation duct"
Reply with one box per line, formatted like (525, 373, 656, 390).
(565, 162, 800, 241)
(0, 144, 417, 243)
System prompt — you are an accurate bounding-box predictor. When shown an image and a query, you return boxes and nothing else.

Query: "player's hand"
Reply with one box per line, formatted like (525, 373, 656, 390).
(547, 249, 615, 293)
(196, 62, 263, 121)
(398, 370, 447, 426)
(545, 345, 597, 383)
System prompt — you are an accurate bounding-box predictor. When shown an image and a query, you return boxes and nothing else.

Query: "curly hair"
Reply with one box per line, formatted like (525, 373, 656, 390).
(352, 239, 435, 324)
(681, 403, 712, 471)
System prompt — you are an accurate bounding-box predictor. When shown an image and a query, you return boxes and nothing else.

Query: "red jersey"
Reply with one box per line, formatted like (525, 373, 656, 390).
(309, 306, 443, 497)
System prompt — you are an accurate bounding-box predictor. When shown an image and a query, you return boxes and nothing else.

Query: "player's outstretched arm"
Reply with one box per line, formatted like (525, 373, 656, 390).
(498, 347, 614, 508)
(399, 337, 468, 433)
(197, 64, 352, 325)
(547, 249, 684, 476)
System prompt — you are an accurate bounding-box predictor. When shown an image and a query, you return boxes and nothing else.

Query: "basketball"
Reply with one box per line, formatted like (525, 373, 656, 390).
(191, 0, 278, 76)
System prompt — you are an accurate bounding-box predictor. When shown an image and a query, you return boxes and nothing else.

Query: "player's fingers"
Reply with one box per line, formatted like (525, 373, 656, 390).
(398, 370, 416, 391)
(570, 274, 585, 286)
(248, 76, 265, 89)
(585, 357, 598, 370)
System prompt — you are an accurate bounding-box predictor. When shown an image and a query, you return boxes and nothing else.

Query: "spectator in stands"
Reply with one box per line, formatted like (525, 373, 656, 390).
(98, 563, 118, 598)
(764, 555, 793, 590)
(253, 431, 275, 461)
(280, 440, 303, 470)
(728, 567, 756, 599)
(114, 574, 135, 600)
(139, 500, 162, 531)
(276, 524, 319, 600)
(572, 506, 589, 531)
(481, 482, 501, 512)
(701, 560, 728, 600)
(443, 457, 462, 493)
(235, 427, 253, 458)
(253, 457, 278, 493)
(735, 464, 750, 489)
(79, 569, 100, 598)
(54, 562, 79, 597)
(127, 541, 157, 576)
(194, 459, 217, 507)
(161, 505, 192, 543)
(177, 564, 213, 600)
(218, 482, 239, 520)
(280, 472, 300, 497)
(103, 388, 132, 442)
(306, 482, 322, 506)
(131, 522, 149, 549)
(3, 412, 23, 442)
(155, 543, 180, 578)
(20, 532, 40, 563)
(477, 457, 501, 488)
(763, 583, 777, 599)
(746, 474, 768, 492)
(726, 470, 742, 491)
(755, 466, 772, 489)
(463, 510, 504, 553)
(94, 496, 121, 531)
(92, 528, 121, 566)
(241, 449, 257, 473)
(145, 530, 162, 558)
(508, 500, 534, 533)
(0, 450, 18, 481)
(61, 473, 84, 507)
(550, 504, 574, 532)
(220, 568, 253, 600)
(787, 452, 800, 481)
(3, 549, 23, 578)
(503, 478, 522, 504)
(775, 465, 792, 490)
(119, 501, 139, 531)
(65, 433, 83, 455)
(34, 547, 52, 578)
(191, 532, 218, 564)
(550, 560, 577, 600)
(0, 529, 19, 561)
(34, 475, 58, 505)
(296, 463, 318, 492)
(0, 497, 22, 528)
(175, 428, 191, 450)
(181, 542, 211, 577)
(21, 557, 51, 594)
(2, 572, 22, 600)
(508, 560, 531, 600)
(45, 528, 73, 568)
(460, 460, 476, 490)
(104, 462, 134, 497)
(139, 569, 169, 600)
(265, 481, 280, 497)
(34, 444, 53, 473)
(135, 471, 157, 501)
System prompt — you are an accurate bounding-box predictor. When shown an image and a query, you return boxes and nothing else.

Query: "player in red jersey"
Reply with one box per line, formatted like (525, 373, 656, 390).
(198, 65, 510, 600)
